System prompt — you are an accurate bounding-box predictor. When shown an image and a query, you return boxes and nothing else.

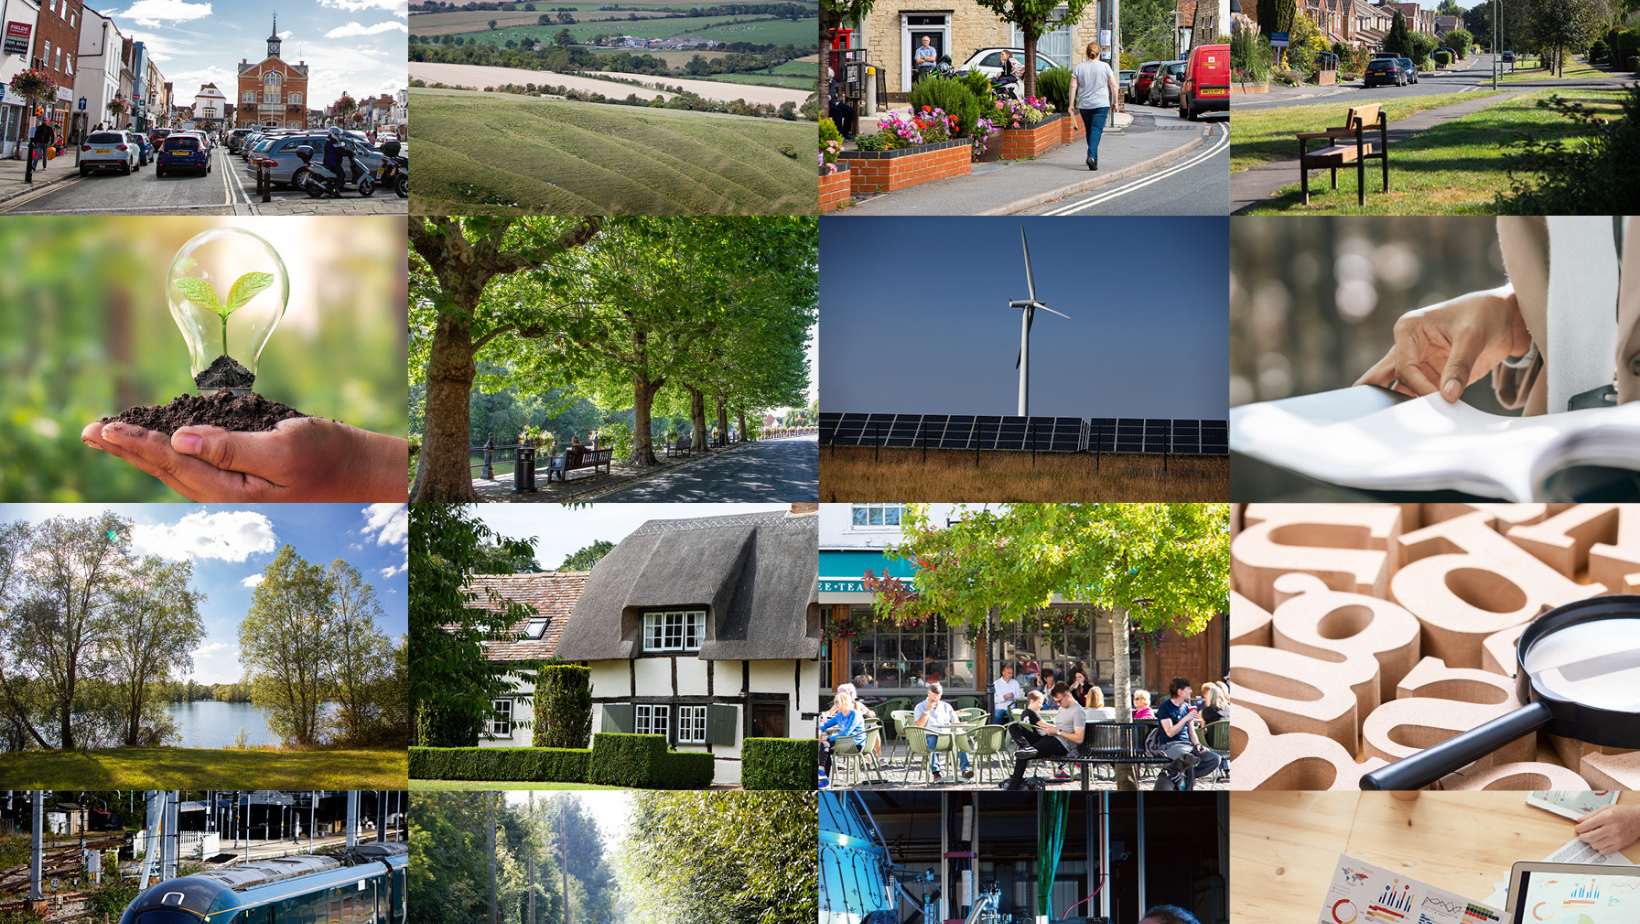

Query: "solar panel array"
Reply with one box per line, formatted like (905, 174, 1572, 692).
(819, 413, 1227, 455)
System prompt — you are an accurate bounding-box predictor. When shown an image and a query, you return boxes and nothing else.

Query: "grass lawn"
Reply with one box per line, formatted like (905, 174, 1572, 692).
(0, 748, 407, 789)
(1230, 91, 1505, 172)
(411, 780, 641, 791)
(1498, 61, 1611, 82)
(409, 88, 817, 216)
(1237, 88, 1628, 214)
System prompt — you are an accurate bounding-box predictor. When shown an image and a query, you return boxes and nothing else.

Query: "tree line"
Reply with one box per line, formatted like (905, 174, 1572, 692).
(408, 218, 817, 502)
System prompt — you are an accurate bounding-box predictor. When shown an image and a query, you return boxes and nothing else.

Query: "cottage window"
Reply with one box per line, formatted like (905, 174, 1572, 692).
(490, 699, 513, 737)
(851, 503, 903, 528)
(635, 703, 670, 738)
(676, 706, 709, 744)
(643, 610, 704, 652)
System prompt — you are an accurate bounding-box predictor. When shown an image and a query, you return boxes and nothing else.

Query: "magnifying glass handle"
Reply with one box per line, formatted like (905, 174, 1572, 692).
(1360, 701, 1553, 791)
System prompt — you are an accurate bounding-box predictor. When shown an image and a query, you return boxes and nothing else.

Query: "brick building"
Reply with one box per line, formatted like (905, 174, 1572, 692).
(235, 15, 309, 129)
(28, 0, 84, 142)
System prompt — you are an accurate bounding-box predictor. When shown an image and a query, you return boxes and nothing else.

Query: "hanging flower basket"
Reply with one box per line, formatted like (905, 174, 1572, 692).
(9, 69, 58, 107)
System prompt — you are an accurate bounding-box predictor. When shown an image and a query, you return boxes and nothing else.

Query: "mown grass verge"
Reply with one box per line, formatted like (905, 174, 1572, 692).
(1230, 91, 1506, 172)
(0, 747, 407, 789)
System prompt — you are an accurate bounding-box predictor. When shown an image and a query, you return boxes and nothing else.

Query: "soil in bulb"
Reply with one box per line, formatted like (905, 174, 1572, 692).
(102, 355, 310, 436)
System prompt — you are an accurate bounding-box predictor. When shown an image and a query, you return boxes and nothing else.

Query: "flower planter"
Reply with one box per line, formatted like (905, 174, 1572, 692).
(1061, 111, 1080, 145)
(999, 112, 1069, 160)
(1230, 80, 1270, 94)
(1315, 70, 1337, 85)
(837, 138, 972, 196)
(819, 162, 851, 211)
(974, 130, 1004, 163)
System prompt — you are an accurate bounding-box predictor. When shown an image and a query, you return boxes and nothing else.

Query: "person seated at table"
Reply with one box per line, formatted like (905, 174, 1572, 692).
(1132, 689, 1155, 720)
(992, 663, 1022, 726)
(1139, 906, 1199, 924)
(912, 681, 971, 781)
(1576, 803, 1640, 855)
(818, 690, 866, 781)
(1038, 667, 1057, 695)
(1023, 658, 1040, 688)
(852, 673, 875, 689)
(836, 682, 881, 758)
(1201, 681, 1230, 725)
(1006, 689, 1049, 750)
(1085, 686, 1117, 722)
(1156, 677, 1221, 791)
(1002, 682, 1086, 790)
(1068, 669, 1094, 707)
(827, 66, 858, 140)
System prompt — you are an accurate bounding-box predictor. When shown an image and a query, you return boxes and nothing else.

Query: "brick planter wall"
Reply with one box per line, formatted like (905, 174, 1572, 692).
(1062, 110, 1080, 145)
(838, 138, 972, 195)
(1316, 70, 1337, 85)
(819, 164, 850, 211)
(999, 112, 1069, 160)
(1231, 80, 1270, 94)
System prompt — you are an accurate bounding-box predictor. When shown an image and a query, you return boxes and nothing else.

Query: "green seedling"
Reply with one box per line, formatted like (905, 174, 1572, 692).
(173, 272, 276, 357)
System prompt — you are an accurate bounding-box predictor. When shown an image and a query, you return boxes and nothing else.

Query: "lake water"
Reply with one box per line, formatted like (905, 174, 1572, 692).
(165, 701, 339, 748)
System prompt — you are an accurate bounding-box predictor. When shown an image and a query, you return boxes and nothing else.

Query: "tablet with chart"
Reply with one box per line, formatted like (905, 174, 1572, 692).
(1506, 863, 1640, 924)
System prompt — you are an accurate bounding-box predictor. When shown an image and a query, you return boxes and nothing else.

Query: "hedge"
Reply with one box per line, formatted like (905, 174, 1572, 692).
(415, 701, 481, 748)
(586, 733, 717, 789)
(534, 665, 593, 749)
(410, 746, 589, 782)
(740, 738, 818, 790)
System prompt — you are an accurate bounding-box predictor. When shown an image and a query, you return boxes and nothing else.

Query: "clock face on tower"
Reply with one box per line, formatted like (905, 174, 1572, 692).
(268, 38, 280, 57)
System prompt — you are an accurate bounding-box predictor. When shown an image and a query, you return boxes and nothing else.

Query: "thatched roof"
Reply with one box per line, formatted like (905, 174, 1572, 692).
(555, 508, 820, 662)
(465, 571, 589, 662)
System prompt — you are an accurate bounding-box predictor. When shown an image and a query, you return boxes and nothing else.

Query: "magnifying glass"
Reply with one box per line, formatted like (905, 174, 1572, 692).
(1361, 595, 1640, 791)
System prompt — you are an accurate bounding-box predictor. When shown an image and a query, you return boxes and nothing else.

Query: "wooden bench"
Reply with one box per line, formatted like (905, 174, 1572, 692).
(546, 447, 613, 482)
(1296, 103, 1389, 206)
(664, 437, 693, 459)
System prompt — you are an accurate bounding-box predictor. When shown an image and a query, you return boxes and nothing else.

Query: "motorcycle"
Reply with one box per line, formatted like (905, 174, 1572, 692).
(292, 143, 375, 199)
(991, 72, 1020, 100)
(377, 139, 408, 198)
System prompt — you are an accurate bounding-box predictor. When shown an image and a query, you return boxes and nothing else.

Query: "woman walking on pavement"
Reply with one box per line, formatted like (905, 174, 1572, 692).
(1067, 42, 1121, 170)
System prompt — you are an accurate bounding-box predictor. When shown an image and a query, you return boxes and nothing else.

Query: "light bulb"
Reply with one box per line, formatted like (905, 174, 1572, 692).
(165, 228, 290, 395)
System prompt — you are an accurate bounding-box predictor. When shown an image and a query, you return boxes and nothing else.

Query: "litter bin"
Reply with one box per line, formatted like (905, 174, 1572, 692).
(514, 446, 536, 493)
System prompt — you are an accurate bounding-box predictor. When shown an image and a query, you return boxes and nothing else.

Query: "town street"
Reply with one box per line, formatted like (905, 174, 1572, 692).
(0, 145, 407, 216)
(1232, 54, 1634, 111)
(594, 435, 818, 502)
(1021, 100, 1229, 216)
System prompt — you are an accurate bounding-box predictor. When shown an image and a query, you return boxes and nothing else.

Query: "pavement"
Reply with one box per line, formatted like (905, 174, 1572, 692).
(1229, 86, 1530, 213)
(0, 145, 408, 215)
(831, 105, 1216, 215)
(474, 434, 818, 503)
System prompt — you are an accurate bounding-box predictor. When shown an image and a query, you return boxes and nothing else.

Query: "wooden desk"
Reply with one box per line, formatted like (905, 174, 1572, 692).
(1232, 792, 1640, 923)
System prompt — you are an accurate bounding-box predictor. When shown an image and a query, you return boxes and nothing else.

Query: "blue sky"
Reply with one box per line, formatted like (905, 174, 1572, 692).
(102, 0, 407, 112)
(470, 503, 791, 571)
(3, 503, 407, 684)
(820, 217, 1231, 420)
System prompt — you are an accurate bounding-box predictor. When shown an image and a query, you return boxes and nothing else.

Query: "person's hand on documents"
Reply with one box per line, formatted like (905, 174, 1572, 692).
(1354, 285, 1531, 402)
(1575, 804, 1640, 855)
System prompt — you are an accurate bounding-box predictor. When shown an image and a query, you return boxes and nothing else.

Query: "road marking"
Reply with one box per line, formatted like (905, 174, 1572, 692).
(225, 147, 262, 216)
(0, 172, 86, 212)
(1039, 124, 1230, 216)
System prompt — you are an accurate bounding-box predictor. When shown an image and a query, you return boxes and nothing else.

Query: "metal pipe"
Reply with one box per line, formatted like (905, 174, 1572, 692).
(28, 790, 42, 902)
(347, 790, 359, 848)
(1137, 792, 1146, 916)
(1097, 793, 1110, 921)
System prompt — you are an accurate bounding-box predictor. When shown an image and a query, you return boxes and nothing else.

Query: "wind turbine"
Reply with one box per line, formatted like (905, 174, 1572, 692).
(1008, 226, 1069, 417)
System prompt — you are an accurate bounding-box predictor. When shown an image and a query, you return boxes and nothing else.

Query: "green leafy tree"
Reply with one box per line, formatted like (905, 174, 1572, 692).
(871, 503, 1229, 790)
(1384, 9, 1414, 57)
(104, 557, 205, 747)
(972, 0, 1096, 99)
(1444, 27, 1475, 58)
(328, 559, 403, 745)
(240, 546, 337, 746)
(1528, 0, 1608, 76)
(473, 539, 545, 574)
(1464, 3, 1493, 48)
(558, 540, 614, 572)
(554, 28, 575, 46)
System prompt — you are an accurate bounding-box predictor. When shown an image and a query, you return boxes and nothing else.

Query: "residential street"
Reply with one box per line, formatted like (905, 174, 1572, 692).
(1233, 53, 1634, 111)
(0, 144, 407, 215)
(594, 435, 818, 502)
(1021, 103, 1228, 216)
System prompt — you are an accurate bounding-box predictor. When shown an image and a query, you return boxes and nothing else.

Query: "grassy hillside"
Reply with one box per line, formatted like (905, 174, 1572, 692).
(409, 87, 817, 215)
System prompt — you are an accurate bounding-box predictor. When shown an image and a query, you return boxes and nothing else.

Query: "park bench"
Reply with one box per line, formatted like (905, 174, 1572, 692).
(1296, 103, 1389, 206)
(546, 447, 613, 483)
(664, 437, 693, 459)
(1013, 721, 1173, 791)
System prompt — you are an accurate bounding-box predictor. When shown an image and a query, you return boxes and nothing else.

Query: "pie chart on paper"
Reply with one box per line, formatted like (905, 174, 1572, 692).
(1555, 915, 1595, 924)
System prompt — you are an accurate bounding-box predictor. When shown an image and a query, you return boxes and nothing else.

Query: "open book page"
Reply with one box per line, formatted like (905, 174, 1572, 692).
(1233, 392, 1640, 501)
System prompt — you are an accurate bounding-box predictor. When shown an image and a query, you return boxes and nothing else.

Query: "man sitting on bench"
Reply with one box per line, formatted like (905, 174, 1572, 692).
(1156, 677, 1221, 790)
(1001, 682, 1085, 790)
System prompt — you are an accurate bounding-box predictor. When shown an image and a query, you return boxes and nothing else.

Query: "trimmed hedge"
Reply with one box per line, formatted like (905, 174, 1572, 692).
(741, 738, 818, 790)
(534, 665, 593, 749)
(586, 733, 718, 789)
(410, 746, 589, 782)
(415, 702, 481, 748)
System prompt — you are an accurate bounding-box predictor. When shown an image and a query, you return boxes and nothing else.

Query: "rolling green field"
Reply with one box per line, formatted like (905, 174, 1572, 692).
(459, 15, 815, 47)
(0, 747, 408, 788)
(409, 87, 817, 215)
(707, 61, 818, 87)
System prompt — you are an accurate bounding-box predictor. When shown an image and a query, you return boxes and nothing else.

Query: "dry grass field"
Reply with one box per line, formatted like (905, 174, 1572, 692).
(819, 446, 1229, 502)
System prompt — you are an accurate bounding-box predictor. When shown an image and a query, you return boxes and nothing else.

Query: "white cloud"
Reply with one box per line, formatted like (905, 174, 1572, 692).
(166, 65, 237, 97)
(241, 574, 265, 588)
(326, 21, 407, 38)
(112, 0, 215, 27)
(192, 642, 236, 657)
(349, 542, 364, 551)
(320, 0, 410, 19)
(361, 504, 407, 549)
(130, 511, 278, 562)
(379, 563, 407, 579)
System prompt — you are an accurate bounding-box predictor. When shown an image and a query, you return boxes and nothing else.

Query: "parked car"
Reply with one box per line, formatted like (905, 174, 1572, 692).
(79, 131, 139, 176)
(130, 132, 153, 166)
(149, 128, 171, 143)
(246, 133, 388, 186)
(960, 47, 1066, 79)
(1395, 57, 1419, 84)
(227, 128, 254, 152)
(156, 133, 211, 176)
(1147, 60, 1186, 107)
(1130, 61, 1163, 104)
(1179, 43, 1229, 119)
(1363, 57, 1405, 87)
(1119, 69, 1136, 98)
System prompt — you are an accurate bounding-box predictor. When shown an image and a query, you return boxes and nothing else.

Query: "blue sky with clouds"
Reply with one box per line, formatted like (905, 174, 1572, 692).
(3, 503, 407, 685)
(100, 0, 407, 112)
